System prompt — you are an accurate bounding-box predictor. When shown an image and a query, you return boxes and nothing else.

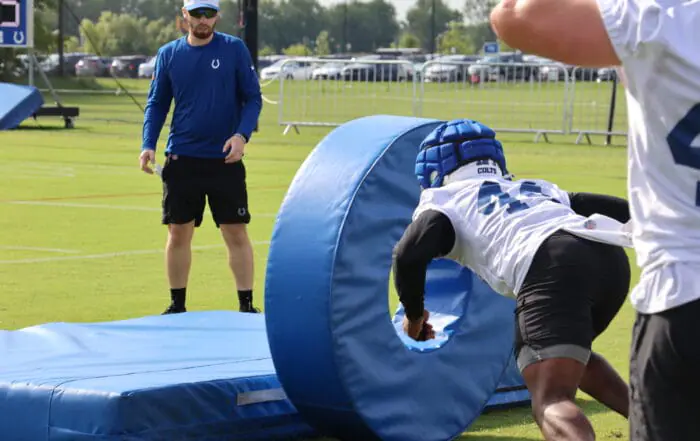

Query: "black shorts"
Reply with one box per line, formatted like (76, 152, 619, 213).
(629, 297, 700, 441)
(514, 230, 630, 371)
(161, 154, 251, 227)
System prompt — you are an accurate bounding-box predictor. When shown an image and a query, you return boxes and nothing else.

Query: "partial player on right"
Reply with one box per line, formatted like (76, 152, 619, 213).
(490, 0, 700, 439)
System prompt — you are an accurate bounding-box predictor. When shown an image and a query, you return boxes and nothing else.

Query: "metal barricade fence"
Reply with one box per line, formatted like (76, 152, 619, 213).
(567, 66, 628, 143)
(276, 57, 628, 144)
(277, 58, 418, 135)
(417, 61, 571, 141)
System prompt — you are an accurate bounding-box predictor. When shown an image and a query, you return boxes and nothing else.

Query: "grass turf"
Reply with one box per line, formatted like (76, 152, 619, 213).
(0, 77, 632, 440)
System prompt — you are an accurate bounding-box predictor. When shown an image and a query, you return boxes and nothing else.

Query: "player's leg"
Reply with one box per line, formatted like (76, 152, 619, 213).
(207, 160, 258, 313)
(515, 231, 604, 441)
(579, 352, 629, 418)
(161, 155, 206, 314)
(629, 292, 700, 441)
(521, 358, 593, 441)
(579, 243, 631, 418)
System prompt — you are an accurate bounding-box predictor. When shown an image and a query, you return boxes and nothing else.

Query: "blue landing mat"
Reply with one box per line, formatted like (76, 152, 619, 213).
(0, 311, 528, 441)
(0, 312, 315, 441)
(0, 82, 44, 130)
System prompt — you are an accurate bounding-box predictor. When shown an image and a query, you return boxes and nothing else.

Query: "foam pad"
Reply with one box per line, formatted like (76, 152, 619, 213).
(265, 115, 521, 441)
(391, 258, 530, 410)
(0, 312, 315, 441)
(0, 83, 43, 130)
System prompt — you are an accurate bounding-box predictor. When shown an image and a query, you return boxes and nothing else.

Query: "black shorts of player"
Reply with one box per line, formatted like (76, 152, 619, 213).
(160, 154, 251, 227)
(629, 296, 700, 441)
(514, 230, 630, 372)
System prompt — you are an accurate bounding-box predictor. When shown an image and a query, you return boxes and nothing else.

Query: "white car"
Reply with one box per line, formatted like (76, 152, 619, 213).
(423, 55, 479, 82)
(311, 62, 345, 80)
(138, 57, 156, 79)
(260, 58, 315, 81)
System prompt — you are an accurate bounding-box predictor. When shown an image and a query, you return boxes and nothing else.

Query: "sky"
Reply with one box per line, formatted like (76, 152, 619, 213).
(317, 0, 466, 22)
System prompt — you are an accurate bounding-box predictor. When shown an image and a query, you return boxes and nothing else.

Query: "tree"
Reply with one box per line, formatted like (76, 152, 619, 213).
(463, 0, 498, 41)
(399, 32, 421, 48)
(437, 21, 476, 54)
(462, 22, 499, 52)
(315, 31, 331, 56)
(463, 0, 497, 23)
(79, 12, 180, 56)
(259, 0, 327, 53)
(259, 45, 276, 57)
(283, 43, 312, 56)
(325, 0, 399, 53)
(405, 0, 463, 52)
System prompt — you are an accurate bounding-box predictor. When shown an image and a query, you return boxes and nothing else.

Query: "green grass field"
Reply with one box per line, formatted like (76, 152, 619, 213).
(0, 77, 633, 440)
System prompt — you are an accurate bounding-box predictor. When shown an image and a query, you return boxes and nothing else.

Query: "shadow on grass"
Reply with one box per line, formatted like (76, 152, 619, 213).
(304, 398, 616, 441)
(10, 123, 85, 131)
(469, 397, 611, 428)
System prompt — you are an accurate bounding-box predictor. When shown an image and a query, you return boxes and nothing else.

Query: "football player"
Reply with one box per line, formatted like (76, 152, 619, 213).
(394, 119, 632, 441)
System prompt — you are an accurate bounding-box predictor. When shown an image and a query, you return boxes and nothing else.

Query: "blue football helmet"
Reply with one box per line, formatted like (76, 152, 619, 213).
(415, 119, 509, 189)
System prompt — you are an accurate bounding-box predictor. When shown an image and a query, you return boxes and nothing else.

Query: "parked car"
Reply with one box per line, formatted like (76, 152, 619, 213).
(259, 58, 314, 81)
(311, 62, 345, 80)
(467, 52, 536, 83)
(40, 52, 91, 76)
(75, 56, 112, 77)
(111, 56, 150, 78)
(341, 56, 410, 82)
(423, 55, 480, 82)
(138, 57, 156, 79)
(597, 67, 617, 82)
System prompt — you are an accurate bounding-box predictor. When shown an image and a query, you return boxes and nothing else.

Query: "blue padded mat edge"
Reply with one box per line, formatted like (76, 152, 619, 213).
(0, 311, 315, 441)
(0, 310, 528, 440)
(0, 82, 44, 130)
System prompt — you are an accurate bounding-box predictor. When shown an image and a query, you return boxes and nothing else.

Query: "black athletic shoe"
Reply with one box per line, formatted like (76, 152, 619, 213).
(239, 304, 260, 313)
(162, 305, 186, 315)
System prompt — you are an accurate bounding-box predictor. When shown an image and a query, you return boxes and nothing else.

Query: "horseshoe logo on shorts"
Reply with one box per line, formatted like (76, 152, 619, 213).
(211, 59, 220, 70)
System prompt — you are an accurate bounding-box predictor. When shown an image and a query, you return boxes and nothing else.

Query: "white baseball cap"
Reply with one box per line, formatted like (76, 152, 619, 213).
(183, 0, 220, 11)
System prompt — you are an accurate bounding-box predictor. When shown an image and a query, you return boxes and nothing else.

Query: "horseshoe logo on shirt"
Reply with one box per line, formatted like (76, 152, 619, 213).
(211, 59, 220, 70)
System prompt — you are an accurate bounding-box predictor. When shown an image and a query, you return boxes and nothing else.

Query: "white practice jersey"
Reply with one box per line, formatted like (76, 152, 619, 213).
(413, 176, 632, 299)
(598, 0, 700, 313)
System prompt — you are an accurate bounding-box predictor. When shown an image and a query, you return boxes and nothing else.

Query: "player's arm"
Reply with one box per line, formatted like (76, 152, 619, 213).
(234, 41, 263, 142)
(489, 0, 622, 67)
(568, 192, 630, 223)
(142, 49, 173, 151)
(393, 209, 456, 322)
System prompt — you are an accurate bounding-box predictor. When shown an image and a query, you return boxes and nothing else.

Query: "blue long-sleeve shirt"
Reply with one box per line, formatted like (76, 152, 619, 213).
(141, 32, 262, 158)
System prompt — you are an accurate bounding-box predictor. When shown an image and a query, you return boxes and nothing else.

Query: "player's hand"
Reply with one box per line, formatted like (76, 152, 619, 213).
(140, 149, 156, 174)
(223, 134, 246, 163)
(403, 309, 435, 341)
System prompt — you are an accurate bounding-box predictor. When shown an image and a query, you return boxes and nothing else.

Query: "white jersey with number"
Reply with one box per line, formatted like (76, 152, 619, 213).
(597, 0, 700, 313)
(413, 175, 632, 299)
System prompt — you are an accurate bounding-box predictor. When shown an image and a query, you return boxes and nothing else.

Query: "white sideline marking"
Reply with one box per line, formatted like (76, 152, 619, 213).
(0, 246, 81, 254)
(9, 200, 160, 212)
(0, 242, 271, 265)
(7, 201, 278, 217)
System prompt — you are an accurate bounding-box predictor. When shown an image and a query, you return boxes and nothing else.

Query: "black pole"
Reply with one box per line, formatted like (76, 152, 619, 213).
(343, 1, 348, 54)
(605, 72, 619, 145)
(430, 0, 436, 54)
(58, 0, 64, 76)
(242, 0, 258, 72)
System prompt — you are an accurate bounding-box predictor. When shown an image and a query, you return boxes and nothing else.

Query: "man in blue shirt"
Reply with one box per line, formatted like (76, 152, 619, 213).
(139, 0, 263, 315)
